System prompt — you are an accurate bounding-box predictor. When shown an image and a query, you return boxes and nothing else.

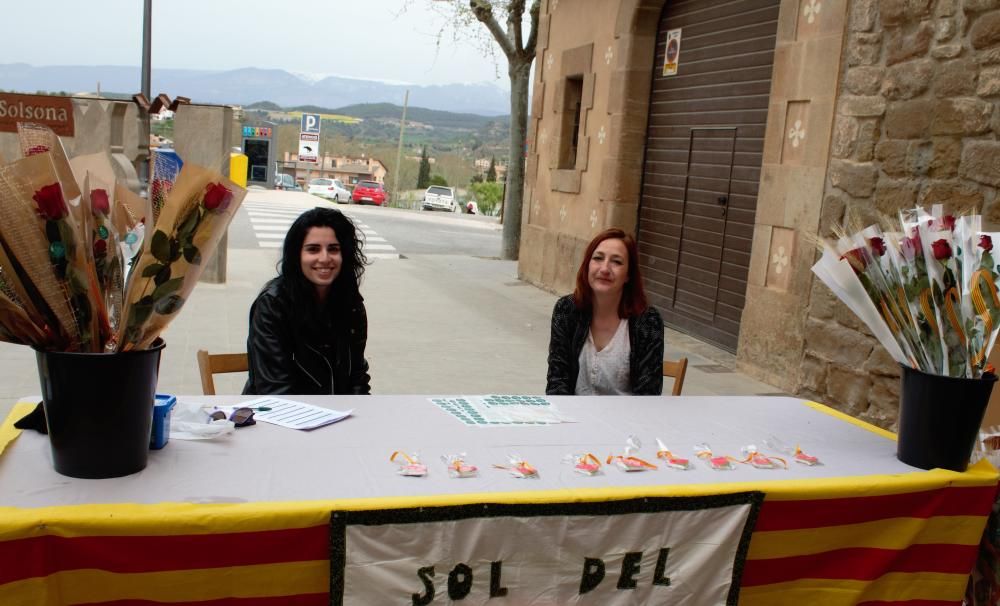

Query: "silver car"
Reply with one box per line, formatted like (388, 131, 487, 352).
(308, 178, 351, 203)
(421, 186, 457, 212)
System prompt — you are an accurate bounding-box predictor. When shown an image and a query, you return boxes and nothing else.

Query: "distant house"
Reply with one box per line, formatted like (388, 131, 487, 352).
(278, 153, 388, 187)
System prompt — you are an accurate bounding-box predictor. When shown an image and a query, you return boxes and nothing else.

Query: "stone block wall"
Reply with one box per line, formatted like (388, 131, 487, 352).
(802, 0, 1000, 428)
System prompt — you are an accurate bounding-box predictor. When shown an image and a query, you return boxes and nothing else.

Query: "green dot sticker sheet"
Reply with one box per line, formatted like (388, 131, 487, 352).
(429, 395, 574, 426)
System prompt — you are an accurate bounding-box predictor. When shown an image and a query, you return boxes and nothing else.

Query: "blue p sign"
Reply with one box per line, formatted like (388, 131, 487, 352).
(301, 113, 321, 134)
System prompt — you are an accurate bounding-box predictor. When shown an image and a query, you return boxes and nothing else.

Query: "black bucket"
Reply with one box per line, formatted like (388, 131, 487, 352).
(35, 340, 165, 479)
(897, 364, 996, 472)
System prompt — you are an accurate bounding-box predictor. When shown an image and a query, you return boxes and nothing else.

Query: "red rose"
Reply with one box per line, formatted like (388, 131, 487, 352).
(869, 237, 886, 257)
(202, 182, 233, 211)
(942, 215, 956, 231)
(90, 188, 110, 216)
(32, 183, 68, 221)
(981, 235, 994, 252)
(931, 239, 952, 261)
(840, 248, 868, 274)
(93, 239, 107, 257)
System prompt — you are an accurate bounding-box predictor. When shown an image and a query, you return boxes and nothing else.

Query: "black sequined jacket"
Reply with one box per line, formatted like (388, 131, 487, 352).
(546, 294, 664, 395)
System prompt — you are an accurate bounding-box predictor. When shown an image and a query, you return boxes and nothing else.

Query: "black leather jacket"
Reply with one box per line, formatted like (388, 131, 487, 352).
(546, 295, 664, 395)
(243, 279, 371, 395)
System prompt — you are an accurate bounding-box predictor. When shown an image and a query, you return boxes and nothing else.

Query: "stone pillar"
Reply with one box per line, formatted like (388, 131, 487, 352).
(173, 103, 235, 284)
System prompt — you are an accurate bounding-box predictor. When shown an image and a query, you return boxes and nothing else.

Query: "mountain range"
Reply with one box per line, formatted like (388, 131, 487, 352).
(0, 64, 511, 116)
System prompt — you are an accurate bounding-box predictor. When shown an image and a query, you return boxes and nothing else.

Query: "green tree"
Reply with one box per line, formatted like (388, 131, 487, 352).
(486, 155, 497, 182)
(469, 181, 503, 215)
(429, 175, 449, 187)
(424, 0, 540, 259)
(416, 146, 431, 189)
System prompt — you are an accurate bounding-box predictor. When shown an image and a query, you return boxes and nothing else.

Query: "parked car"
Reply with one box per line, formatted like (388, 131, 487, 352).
(274, 173, 302, 191)
(421, 185, 457, 212)
(308, 178, 351, 203)
(352, 180, 386, 206)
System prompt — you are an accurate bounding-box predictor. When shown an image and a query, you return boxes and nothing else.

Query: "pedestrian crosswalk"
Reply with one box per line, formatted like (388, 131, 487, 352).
(242, 200, 400, 259)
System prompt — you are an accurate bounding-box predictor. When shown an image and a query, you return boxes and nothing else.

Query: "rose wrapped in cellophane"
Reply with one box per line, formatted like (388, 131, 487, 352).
(117, 164, 246, 350)
(813, 206, 1000, 379)
(0, 153, 108, 351)
(81, 175, 125, 343)
(17, 122, 82, 203)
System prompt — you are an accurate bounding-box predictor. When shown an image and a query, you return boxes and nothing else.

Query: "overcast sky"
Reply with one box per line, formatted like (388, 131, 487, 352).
(1, 1, 509, 87)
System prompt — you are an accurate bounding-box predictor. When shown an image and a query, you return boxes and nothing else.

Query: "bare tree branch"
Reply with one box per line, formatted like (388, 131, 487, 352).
(509, 0, 526, 53)
(470, 0, 516, 59)
(524, 0, 541, 55)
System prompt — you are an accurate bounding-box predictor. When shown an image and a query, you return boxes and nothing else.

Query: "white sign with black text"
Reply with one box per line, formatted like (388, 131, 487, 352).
(331, 494, 761, 606)
(298, 133, 319, 163)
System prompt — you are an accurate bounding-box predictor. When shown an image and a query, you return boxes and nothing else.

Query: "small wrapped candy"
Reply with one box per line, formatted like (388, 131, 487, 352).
(608, 435, 657, 471)
(390, 451, 428, 477)
(494, 453, 538, 478)
(656, 438, 691, 470)
(694, 443, 735, 470)
(442, 453, 478, 478)
(763, 435, 822, 466)
(565, 453, 602, 476)
(740, 444, 786, 469)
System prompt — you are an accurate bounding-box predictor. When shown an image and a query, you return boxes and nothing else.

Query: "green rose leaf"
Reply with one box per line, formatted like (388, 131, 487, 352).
(45, 220, 60, 244)
(128, 302, 154, 327)
(151, 277, 184, 301)
(178, 207, 200, 239)
(154, 264, 172, 286)
(169, 238, 181, 262)
(154, 294, 184, 316)
(57, 220, 76, 251)
(141, 262, 165, 278)
(151, 230, 171, 263)
(183, 245, 202, 265)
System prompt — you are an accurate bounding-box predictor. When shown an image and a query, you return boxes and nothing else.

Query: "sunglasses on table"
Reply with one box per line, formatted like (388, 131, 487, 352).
(209, 407, 256, 427)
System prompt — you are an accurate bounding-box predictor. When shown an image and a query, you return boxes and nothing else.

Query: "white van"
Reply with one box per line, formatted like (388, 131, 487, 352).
(421, 186, 457, 212)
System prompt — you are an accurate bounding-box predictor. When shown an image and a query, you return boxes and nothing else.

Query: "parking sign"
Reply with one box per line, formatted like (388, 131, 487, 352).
(301, 113, 321, 134)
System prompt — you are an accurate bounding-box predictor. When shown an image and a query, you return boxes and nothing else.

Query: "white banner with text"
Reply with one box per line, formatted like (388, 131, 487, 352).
(331, 494, 762, 605)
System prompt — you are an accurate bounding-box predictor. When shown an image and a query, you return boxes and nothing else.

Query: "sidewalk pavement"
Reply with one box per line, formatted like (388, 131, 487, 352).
(0, 192, 783, 420)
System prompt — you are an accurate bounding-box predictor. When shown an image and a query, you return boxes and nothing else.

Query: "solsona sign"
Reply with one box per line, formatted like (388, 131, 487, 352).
(0, 93, 75, 136)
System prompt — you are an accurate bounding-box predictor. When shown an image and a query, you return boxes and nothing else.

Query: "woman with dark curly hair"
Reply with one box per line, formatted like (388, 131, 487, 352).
(546, 228, 664, 395)
(243, 207, 371, 395)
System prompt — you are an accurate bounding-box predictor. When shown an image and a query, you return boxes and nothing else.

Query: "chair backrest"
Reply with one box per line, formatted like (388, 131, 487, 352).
(662, 357, 689, 396)
(196, 350, 248, 396)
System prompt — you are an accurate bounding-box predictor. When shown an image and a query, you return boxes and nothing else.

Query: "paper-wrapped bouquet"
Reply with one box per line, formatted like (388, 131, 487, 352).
(0, 122, 246, 353)
(813, 205, 1000, 379)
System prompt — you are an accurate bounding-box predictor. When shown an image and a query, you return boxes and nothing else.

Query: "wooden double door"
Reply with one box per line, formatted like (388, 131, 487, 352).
(637, 0, 781, 351)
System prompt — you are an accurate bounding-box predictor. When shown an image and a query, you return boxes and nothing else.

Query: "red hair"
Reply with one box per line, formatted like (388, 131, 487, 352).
(573, 228, 649, 318)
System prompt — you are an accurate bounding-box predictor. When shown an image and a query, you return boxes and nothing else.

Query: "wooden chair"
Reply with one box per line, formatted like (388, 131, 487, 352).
(662, 357, 689, 396)
(196, 350, 248, 396)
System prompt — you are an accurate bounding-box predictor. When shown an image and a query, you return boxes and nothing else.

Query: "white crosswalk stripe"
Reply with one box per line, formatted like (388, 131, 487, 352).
(241, 201, 399, 258)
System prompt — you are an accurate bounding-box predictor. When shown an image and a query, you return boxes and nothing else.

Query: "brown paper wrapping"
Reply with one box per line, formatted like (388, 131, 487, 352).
(118, 164, 246, 350)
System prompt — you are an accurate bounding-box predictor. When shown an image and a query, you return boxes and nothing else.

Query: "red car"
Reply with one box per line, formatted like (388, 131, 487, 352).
(352, 180, 386, 206)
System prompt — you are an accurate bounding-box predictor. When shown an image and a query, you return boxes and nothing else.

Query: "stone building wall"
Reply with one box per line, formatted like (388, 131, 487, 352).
(801, 0, 1000, 428)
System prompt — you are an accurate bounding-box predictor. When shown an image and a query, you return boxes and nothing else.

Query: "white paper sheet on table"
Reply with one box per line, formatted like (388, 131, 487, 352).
(236, 396, 352, 430)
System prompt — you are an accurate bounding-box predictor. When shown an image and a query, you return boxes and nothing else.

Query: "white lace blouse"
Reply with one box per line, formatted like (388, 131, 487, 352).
(575, 319, 632, 395)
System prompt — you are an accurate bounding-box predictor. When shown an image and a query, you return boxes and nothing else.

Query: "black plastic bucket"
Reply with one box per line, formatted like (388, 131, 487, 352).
(35, 340, 165, 479)
(897, 364, 996, 472)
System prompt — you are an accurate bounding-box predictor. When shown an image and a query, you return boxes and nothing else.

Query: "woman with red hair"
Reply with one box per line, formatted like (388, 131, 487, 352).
(546, 228, 664, 395)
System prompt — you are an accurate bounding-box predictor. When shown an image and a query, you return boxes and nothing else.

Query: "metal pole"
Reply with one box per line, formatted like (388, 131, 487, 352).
(140, 0, 152, 192)
(392, 90, 409, 208)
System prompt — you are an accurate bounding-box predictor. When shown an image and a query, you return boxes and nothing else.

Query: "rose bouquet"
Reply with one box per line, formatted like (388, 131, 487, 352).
(0, 122, 245, 354)
(813, 205, 1000, 379)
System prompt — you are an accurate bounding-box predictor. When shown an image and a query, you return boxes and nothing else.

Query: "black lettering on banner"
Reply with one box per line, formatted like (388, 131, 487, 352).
(412, 566, 435, 606)
(653, 548, 672, 586)
(490, 561, 508, 597)
(579, 557, 606, 594)
(448, 563, 473, 600)
(617, 552, 643, 590)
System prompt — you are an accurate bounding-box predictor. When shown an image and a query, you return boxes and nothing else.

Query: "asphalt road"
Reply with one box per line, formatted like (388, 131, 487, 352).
(228, 190, 503, 258)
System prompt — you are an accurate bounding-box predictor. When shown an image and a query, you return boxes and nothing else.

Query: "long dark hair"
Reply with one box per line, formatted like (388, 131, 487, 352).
(276, 207, 368, 314)
(572, 227, 649, 318)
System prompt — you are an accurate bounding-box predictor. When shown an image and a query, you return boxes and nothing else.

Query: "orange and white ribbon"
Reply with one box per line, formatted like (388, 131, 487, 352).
(607, 454, 658, 471)
(573, 453, 602, 475)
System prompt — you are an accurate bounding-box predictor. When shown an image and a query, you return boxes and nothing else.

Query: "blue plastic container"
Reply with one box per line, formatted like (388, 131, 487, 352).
(150, 394, 177, 450)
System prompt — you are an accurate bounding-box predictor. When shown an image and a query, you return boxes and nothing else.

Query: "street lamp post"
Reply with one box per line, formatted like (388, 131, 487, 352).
(140, 0, 152, 192)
